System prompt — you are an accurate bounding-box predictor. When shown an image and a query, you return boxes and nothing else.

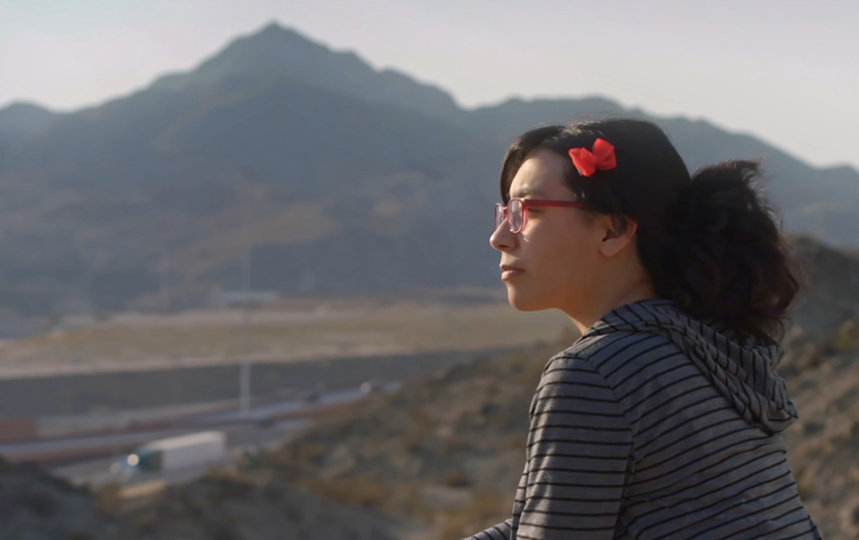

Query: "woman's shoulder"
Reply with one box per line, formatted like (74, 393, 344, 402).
(548, 325, 685, 387)
(564, 324, 678, 362)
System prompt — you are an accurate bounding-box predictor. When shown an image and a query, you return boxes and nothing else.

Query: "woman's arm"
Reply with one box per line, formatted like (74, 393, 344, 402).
(463, 518, 516, 540)
(465, 356, 633, 539)
(516, 356, 633, 539)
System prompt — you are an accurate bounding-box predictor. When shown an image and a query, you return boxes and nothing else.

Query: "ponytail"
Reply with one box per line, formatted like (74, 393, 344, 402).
(645, 161, 799, 342)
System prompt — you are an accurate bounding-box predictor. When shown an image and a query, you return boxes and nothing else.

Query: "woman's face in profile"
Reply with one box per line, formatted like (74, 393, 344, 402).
(490, 149, 605, 314)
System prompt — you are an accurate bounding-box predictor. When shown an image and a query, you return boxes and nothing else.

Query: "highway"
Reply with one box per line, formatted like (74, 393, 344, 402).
(0, 381, 398, 487)
(50, 418, 311, 487)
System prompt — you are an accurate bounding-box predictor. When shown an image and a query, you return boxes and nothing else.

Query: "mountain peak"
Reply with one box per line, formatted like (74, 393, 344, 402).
(0, 101, 55, 115)
(259, 20, 288, 33)
(223, 20, 331, 61)
(150, 21, 460, 119)
(255, 20, 306, 40)
(0, 101, 60, 140)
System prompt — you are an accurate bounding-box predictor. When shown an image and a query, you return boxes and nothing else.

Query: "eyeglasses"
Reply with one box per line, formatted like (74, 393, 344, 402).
(494, 197, 584, 234)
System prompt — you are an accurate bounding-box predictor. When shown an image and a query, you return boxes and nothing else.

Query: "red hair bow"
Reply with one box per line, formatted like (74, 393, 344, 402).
(568, 138, 617, 177)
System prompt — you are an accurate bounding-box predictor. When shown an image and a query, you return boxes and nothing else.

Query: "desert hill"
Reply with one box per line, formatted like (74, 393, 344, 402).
(0, 457, 399, 540)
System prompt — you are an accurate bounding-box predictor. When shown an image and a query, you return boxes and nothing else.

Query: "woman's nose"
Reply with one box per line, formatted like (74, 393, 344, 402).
(490, 221, 516, 252)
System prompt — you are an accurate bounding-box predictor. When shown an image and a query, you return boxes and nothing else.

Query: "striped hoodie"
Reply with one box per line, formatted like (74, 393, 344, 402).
(466, 299, 820, 539)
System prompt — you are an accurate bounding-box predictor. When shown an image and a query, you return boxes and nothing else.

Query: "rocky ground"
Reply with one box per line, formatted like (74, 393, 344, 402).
(779, 236, 859, 539)
(0, 457, 399, 540)
(0, 458, 116, 540)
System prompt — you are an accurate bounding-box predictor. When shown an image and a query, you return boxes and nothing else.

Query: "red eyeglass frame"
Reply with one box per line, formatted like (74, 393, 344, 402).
(495, 197, 585, 234)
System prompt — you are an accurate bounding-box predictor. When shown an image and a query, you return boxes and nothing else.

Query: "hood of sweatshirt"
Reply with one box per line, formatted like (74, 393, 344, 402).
(587, 299, 798, 434)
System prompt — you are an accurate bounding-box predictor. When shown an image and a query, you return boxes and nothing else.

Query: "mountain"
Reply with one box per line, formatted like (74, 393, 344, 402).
(0, 21, 857, 329)
(0, 23, 497, 324)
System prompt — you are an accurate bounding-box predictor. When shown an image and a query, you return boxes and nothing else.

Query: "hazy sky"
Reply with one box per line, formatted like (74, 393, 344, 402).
(2, 0, 857, 169)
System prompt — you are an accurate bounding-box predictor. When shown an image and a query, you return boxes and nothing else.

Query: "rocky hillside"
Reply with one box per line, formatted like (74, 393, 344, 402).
(779, 236, 859, 539)
(0, 458, 399, 540)
(0, 457, 117, 540)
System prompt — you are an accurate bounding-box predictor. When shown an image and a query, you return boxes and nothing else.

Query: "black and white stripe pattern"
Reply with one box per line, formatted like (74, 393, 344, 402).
(466, 299, 819, 539)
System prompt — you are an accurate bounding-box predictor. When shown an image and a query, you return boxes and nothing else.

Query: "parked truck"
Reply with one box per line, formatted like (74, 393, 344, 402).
(112, 431, 227, 479)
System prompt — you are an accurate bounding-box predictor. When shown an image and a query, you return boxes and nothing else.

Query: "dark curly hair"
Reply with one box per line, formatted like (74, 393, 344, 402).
(499, 119, 799, 343)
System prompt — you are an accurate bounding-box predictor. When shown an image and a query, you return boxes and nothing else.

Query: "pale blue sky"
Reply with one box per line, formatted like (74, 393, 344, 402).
(2, 0, 857, 169)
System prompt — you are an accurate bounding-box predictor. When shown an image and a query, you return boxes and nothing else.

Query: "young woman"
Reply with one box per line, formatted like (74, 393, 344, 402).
(467, 119, 820, 539)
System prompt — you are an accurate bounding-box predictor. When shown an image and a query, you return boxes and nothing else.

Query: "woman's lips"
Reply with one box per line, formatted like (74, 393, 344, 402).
(500, 265, 524, 280)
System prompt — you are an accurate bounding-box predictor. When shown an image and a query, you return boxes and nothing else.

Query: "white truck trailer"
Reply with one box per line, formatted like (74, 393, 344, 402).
(113, 431, 227, 478)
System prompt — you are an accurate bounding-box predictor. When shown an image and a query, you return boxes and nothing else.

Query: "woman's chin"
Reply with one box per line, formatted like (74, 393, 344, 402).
(506, 289, 547, 312)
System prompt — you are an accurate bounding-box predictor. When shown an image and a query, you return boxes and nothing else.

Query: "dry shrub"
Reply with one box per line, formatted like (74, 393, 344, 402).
(312, 477, 394, 509)
(94, 481, 123, 515)
(442, 470, 470, 488)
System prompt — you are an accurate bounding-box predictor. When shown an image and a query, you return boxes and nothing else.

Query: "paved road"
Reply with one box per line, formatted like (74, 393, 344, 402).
(2, 382, 398, 487)
(0, 383, 385, 461)
(50, 418, 311, 487)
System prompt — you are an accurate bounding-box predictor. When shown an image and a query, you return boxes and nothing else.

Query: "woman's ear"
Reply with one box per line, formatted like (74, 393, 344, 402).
(598, 215, 638, 258)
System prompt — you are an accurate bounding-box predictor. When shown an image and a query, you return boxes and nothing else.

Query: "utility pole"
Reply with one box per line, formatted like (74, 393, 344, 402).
(159, 249, 171, 313)
(238, 172, 254, 417)
(239, 244, 251, 416)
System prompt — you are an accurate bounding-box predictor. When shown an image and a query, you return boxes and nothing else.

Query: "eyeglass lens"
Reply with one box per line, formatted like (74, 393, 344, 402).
(495, 200, 523, 232)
